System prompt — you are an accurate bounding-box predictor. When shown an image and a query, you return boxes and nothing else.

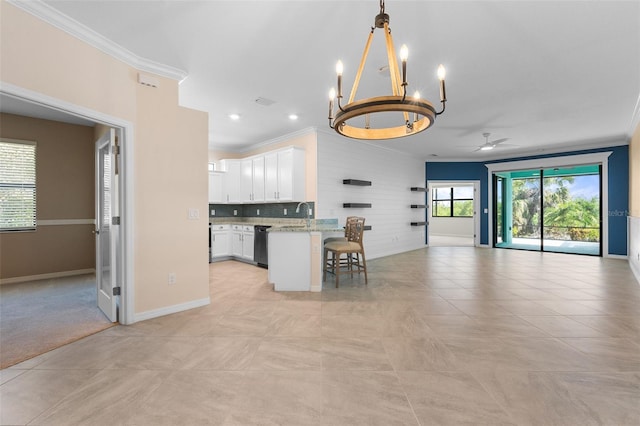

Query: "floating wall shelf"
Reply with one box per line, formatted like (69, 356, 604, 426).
(411, 204, 426, 208)
(343, 179, 372, 186)
(410, 187, 426, 192)
(411, 221, 427, 226)
(343, 203, 372, 208)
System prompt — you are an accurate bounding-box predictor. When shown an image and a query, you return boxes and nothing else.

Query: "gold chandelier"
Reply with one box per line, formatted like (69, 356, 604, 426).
(328, 0, 447, 140)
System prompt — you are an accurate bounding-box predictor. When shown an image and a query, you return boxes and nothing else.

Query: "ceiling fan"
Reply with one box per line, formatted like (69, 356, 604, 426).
(475, 132, 510, 152)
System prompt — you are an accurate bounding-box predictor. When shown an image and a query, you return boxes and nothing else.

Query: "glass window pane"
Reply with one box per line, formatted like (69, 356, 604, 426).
(434, 188, 451, 200)
(433, 200, 451, 217)
(453, 200, 473, 217)
(0, 140, 37, 231)
(453, 186, 473, 199)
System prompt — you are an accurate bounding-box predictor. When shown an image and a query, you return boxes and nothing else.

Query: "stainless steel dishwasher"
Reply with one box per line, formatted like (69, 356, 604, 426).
(254, 225, 271, 268)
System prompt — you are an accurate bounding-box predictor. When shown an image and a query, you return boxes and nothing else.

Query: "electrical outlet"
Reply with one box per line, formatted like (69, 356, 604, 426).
(211, 209, 216, 216)
(233, 209, 238, 216)
(168, 273, 176, 285)
(284, 208, 288, 215)
(309, 208, 313, 216)
(257, 209, 260, 216)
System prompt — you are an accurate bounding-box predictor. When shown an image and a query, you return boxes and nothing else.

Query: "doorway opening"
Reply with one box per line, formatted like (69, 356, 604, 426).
(0, 85, 133, 366)
(427, 181, 480, 247)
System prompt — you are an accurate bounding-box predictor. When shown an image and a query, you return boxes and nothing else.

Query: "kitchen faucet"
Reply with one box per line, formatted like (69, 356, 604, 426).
(296, 202, 312, 228)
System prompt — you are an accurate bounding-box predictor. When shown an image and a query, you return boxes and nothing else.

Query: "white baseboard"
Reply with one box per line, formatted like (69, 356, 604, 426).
(133, 297, 211, 323)
(605, 254, 628, 260)
(631, 260, 640, 286)
(0, 268, 95, 285)
(479, 244, 491, 248)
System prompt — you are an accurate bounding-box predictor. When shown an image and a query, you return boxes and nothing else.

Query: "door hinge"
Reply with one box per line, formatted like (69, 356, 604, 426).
(112, 216, 120, 225)
(113, 286, 121, 296)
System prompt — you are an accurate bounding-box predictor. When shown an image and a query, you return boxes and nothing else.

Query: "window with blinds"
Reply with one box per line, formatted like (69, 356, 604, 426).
(0, 139, 37, 231)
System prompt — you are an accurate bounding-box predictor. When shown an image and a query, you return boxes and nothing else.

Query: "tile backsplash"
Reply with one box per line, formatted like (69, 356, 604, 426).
(209, 202, 315, 219)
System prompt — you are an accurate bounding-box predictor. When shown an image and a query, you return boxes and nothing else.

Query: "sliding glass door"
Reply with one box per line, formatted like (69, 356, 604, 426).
(493, 165, 601, 256)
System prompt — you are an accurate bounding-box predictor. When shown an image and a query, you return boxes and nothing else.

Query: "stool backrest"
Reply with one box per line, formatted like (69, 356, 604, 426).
(346, 217, 366, 245)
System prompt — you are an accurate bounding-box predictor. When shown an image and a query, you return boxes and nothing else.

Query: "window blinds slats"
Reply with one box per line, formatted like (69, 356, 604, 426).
(0, 140, 37, 231)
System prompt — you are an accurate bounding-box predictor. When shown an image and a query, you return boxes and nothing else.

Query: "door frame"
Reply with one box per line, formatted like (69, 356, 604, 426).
(426, 180, 481, 247)
(2, 82, 135, 324)
(486, 151, 612, 258)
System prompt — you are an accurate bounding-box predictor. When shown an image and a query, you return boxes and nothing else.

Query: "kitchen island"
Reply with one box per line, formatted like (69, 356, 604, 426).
(268, 222, 343, 291)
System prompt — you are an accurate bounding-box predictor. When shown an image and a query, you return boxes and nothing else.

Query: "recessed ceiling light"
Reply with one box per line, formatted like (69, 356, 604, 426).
(289, 114, 298, 120)
(229, 113, 240, 120)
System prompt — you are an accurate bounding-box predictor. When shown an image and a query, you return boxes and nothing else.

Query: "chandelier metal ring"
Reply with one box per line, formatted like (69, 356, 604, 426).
(333, 95, 437, 140)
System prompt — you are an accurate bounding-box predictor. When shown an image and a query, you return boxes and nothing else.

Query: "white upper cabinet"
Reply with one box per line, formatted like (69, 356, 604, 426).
(219, 159, 242, 203)
(265, 147, 305, 202)
(216, 146, 304, 204)
(208, 171, 224, 203)
(241, 156, 265, 203)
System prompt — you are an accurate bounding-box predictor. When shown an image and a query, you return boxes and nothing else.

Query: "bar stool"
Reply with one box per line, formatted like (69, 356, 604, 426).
(323, 217, 367, 288)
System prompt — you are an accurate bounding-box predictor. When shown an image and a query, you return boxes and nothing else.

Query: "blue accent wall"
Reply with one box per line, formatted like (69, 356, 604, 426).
(426, 145, 629, 255)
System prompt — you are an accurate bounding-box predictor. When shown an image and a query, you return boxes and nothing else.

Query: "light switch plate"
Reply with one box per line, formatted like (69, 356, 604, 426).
(188, 208, 199, 220)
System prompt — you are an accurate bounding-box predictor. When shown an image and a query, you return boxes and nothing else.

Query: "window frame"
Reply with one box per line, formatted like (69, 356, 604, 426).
(0, 138, 37, 232)
(432, 186, 474, 218)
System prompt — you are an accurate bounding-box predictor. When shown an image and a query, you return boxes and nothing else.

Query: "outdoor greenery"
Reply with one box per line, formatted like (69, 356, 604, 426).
(511, 175, 600, 242)
(433, 187, 474, 217)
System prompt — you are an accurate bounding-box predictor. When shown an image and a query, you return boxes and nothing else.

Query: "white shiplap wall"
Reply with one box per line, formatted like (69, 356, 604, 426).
(317, 131, 427, 260)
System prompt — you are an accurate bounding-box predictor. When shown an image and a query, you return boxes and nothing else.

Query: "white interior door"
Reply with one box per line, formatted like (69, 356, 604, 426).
(96, 129, 118, 322)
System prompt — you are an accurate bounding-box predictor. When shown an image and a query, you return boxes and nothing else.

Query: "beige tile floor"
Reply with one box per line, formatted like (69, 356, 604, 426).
(2, 247, 640, 425)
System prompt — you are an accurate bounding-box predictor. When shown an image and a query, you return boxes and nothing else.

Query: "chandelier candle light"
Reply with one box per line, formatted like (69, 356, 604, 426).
(328, 0, 447, 140)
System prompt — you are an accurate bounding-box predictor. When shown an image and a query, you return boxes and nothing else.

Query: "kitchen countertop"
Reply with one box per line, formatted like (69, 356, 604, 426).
(210, 218, 342, 231)
(268, 225, 344, 233)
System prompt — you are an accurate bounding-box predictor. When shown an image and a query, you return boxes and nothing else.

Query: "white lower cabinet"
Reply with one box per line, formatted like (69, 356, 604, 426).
(231, 226, 243, 257)
(231, 224, 255, 261)
(211, 224, 230, 258)
(242, 225, 254, 260)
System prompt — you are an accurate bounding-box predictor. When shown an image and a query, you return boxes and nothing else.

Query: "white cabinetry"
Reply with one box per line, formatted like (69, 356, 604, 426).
(231, 224, 255, 261)
(265, 147, 305, 202)
(242, 225, 254, 260)
(240, 156, 265, 203)
(211, 224, 230, 258)
(231, 225, 243, 257)
(208, 171, 224, 203)
(220, 159, 242, 203)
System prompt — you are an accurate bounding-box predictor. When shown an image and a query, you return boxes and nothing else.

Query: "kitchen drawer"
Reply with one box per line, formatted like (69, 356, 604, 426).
(232, 224, 242, 231)
(211, 224, 230, 231)
(243, 225, 254, 232)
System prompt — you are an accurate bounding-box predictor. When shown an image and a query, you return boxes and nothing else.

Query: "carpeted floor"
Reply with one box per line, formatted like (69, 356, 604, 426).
(0, 274, 115, 369)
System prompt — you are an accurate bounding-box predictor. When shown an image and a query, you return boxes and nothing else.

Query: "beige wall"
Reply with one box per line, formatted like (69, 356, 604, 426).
(208, 130, 318, 203)
(630, 123, 640, 217)
(0, 113, 95, 279)
(1, 2, 210, 317)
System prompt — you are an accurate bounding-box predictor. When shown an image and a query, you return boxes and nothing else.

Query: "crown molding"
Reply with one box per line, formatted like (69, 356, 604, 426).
(7, 0, 188, 82)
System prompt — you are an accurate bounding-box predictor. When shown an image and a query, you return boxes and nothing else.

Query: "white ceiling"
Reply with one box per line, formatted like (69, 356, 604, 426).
(6, 1, 640, 160)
